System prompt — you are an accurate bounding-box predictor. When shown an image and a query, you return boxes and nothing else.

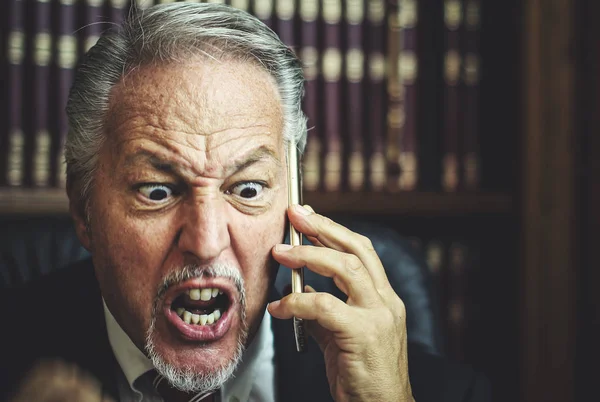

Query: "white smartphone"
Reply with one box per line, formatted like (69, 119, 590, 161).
(287, 141, 306, 353)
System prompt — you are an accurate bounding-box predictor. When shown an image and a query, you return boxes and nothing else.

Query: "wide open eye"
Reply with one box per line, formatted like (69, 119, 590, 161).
(138, 184, 173, 202)
(229, 182, 264, 200)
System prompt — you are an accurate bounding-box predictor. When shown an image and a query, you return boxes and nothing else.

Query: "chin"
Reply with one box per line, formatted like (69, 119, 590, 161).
(145, 313, 248, 393)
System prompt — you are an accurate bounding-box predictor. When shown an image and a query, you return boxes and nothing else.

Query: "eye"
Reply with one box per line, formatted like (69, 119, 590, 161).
(138, 184, 173, 202)
(229, 182, 265, 199)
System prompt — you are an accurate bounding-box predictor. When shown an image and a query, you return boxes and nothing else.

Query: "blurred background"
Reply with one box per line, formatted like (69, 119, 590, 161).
(0, 1, 597, 401)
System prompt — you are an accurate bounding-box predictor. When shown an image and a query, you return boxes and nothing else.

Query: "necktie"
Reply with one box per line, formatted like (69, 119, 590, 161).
(150, 371, 217, 402)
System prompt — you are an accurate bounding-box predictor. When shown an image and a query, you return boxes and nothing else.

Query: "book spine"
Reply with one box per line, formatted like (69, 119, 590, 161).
(80, 0, 105, 56)
(108, 0, 129, 26)
(51, 0, 78, 188)
(30, 0, 53, 187)
(385, 0, 402, 192)
(462, 0, 481, 190)
(425, 238, 447, 350)
(446, 242, 469, 361)
(398, 0, 418, 190)
(365, 0, 386, 191)
(230, 0, 250, 12)
(416, 0, 443, 191)
(275, 0, 296, 50)
(442, 0, 463, 192)
(299, 0, 321, 191)
(322, 0, 342, 192)
(5, 0, 26, 187)
(253, 0, 274, 28)
(345, 0, 365, 191)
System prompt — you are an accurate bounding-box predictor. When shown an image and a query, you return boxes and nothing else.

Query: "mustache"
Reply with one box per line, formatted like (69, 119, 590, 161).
(156, 262, 245, 303)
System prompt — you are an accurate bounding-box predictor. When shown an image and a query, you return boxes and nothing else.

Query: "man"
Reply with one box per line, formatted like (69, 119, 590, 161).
(0, 3, 490, 402)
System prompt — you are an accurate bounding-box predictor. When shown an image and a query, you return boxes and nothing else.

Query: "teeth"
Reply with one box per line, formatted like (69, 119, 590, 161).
(183, 311, 192, 324)
(186, 288, 221, 300)
(176, 308, 185, 317)
(189, 289, 201, 300)
(191, 313, 200, 324)
(178, 308, 224, 326)
(200, 289, 213, 301)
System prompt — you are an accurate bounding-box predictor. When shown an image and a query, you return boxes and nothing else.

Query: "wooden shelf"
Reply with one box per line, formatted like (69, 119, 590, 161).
(305, 191, 513, 215)
(0, 188, 513, 216)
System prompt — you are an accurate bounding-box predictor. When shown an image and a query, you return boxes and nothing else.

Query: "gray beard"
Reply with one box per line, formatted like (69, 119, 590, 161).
(144, 262, 248, 393)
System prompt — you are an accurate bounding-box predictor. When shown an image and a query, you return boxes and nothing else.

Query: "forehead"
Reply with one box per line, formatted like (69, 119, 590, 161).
(105, 58, 285, 171)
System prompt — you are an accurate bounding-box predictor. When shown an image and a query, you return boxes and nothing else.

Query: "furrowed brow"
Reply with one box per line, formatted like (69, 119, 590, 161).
(123, 151, 183, 175)
(229, 146, 282, 174)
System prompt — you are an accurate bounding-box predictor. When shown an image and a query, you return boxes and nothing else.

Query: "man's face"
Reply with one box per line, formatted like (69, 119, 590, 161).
(75, 59, 287, 382)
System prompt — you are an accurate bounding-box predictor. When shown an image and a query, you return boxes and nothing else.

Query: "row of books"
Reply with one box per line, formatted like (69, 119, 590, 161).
(414, 236, 481, 362)
(0, 0, 482, 193)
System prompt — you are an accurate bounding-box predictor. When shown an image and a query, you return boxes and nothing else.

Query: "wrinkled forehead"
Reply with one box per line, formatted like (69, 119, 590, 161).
(105, 58, 285, 143)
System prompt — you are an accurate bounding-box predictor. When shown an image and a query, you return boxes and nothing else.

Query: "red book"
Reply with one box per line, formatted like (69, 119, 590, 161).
(441, 0, 463, 192)
(385, 0, 402, 192)
(23, 0, 53, 187)
(275, 0, 297, 50)
(253, 0, 274, 29)
(445, 241, 471, 362)
(230, 0, 250, 12)
(3, 0, 26, 187)
(461, 0, 481, 190)
(398, 0, 418, 191)
(299, 0, 321, 191)
(344, 0, 365, 191)
(365, 0, 386, 191)
(49, 0, 78, 188)
(321, 0, 342, 192)
(107, 0, 129, 26)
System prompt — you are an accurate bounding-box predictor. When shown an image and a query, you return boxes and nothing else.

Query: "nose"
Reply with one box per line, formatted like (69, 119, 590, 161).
(176, 195, 230, 263)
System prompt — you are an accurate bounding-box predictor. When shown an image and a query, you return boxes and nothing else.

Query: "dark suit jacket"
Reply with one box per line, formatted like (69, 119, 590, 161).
(0, 259, 490, 402)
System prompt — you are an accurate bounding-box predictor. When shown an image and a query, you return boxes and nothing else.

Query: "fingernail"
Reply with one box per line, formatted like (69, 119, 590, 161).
(268, 300, 281, 309)
(275, 244, 294, 252)
(294, 204, 312, 216)
(303, 204, 315, 213)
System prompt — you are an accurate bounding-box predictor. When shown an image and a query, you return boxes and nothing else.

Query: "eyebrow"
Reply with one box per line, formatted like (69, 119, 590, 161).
(123, 145, 281, 178)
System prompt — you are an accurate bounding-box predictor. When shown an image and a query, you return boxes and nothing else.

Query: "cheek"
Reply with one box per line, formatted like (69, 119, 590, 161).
(91, 204, 175, 311)
(234, 205, 286, 296)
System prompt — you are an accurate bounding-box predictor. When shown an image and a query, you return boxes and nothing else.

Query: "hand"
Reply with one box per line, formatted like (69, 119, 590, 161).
(268, 205, 414, 402)
(10, 359, 114, 402)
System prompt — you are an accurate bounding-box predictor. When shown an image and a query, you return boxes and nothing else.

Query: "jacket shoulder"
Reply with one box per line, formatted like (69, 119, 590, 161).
(0, 260, 115, 399)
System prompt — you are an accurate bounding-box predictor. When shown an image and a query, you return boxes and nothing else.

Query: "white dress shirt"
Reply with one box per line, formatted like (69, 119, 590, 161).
(103, 300, 276, 402)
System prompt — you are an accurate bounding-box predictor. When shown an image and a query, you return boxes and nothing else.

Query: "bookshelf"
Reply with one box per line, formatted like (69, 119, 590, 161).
(2, 1, 590, 402)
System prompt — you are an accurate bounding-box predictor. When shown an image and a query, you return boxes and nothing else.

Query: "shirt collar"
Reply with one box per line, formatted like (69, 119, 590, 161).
(103, 299, 155, 389)
(103, 299, 275, 401)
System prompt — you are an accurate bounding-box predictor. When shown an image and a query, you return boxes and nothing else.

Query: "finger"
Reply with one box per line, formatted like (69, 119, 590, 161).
(301, 285, 332, 350)
(268, 292, 353, 334)
(272, 244, 379, 306)
(301, 206, 325, 247)
(288, 205, 391, 290)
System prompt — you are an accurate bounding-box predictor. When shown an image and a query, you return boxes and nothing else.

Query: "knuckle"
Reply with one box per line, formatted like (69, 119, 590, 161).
(359, 234, 375, 249)
(314, 293, 334, 312)
(343, 254, 364, 274)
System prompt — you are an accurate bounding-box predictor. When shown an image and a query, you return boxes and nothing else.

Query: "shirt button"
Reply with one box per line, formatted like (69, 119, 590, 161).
(229, 397, 240, 402)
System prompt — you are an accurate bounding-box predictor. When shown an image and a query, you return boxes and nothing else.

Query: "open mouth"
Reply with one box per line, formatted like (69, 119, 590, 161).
(171, 287, 231, 327)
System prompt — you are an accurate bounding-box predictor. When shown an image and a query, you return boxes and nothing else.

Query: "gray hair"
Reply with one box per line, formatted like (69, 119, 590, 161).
(65, 2, 307, 203)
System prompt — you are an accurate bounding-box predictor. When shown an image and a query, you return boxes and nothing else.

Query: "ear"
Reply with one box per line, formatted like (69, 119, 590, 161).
(67, 178, 92, 252)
